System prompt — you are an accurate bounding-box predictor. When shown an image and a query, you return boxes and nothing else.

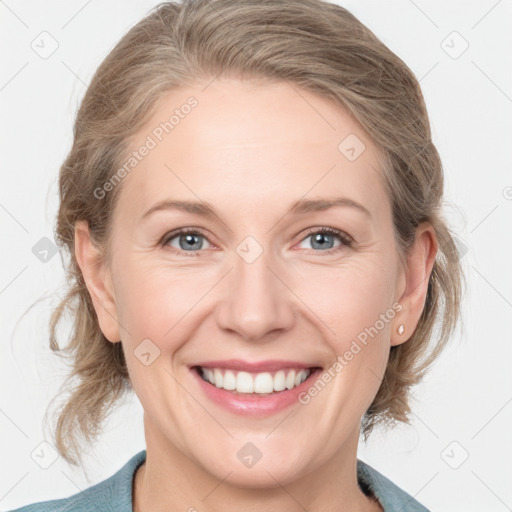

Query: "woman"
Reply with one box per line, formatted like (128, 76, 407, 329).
(9, 0, 463, 510)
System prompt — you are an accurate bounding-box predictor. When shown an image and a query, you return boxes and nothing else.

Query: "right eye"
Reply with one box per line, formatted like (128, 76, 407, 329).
(161, 228, 214, 256)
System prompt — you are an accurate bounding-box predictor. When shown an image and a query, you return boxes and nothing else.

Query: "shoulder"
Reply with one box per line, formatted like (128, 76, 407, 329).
(357, 459, 430, 512)
(6, 450, 147, 512)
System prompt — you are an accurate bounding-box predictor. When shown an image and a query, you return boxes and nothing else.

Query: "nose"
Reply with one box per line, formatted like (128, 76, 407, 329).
(215, 248, 296, 342)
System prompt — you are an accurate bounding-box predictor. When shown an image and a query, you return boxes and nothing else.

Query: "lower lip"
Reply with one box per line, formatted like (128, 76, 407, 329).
(191, 367, 323, 416)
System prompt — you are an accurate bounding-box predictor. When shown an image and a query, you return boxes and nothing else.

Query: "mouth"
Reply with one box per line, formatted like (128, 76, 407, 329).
(192, 365, 321, 395)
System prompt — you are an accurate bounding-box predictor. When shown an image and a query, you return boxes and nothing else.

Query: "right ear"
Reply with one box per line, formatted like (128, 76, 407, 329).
(74, 220, 121, 343)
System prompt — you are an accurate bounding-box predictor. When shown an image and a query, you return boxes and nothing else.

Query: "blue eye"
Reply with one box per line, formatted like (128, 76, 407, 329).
(298, 227, 353, 253)
(163, 229, 212, 255)
(161, 227, 352, 256)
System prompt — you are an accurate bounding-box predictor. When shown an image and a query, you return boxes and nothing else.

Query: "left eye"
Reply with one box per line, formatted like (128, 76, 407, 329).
(162, 227, 352, 255)
(296, 228, 352, 252)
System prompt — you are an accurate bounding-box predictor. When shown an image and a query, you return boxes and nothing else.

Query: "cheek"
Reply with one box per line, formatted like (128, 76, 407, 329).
(291, 258, 395, 405)
(113, 260, 201, 408)
(113, 256, 219, 349)
(117, 270, 171, 336)
(294, 255, 395, 339)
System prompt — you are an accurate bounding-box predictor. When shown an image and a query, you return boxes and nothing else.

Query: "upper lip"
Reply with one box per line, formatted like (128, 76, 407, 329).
(192, 359, 322, 372)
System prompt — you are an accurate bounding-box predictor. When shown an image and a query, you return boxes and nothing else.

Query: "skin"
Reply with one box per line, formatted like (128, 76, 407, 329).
(75, 77, 437, 512)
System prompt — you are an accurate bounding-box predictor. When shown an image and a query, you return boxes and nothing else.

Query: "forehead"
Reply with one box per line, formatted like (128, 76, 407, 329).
(115, 78, 389, 223)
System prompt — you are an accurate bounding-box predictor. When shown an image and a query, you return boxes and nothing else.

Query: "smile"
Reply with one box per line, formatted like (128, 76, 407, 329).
(190, 360, 323, 416)
(197, 367, 313, 395)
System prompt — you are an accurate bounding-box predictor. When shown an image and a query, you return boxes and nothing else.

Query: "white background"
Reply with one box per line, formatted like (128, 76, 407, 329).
(1, 1, 511, 510)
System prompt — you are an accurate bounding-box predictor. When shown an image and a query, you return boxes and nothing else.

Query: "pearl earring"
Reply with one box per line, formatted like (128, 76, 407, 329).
(397, 324, 405, 335)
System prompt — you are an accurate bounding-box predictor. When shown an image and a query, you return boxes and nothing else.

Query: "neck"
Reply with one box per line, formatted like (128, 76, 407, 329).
(133, 422, 382, 512)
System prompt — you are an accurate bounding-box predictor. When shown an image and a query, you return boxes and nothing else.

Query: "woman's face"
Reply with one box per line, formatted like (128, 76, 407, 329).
(82, 77, 424, 487)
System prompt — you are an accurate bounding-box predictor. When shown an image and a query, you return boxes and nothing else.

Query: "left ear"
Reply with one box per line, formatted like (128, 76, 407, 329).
(392, 221, 438, 346)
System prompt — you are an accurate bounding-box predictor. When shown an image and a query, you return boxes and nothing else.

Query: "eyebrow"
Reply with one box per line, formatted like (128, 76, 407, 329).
(141, 196, 372, 220)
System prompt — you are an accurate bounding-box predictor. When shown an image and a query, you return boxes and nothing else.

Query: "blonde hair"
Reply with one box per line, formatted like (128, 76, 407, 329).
(46, 0, 465, 465)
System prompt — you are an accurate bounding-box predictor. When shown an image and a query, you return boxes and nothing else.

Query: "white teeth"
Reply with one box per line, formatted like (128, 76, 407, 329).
(274, 370, 286, 391)
(295, 369, 308, 387)
(223, 370, 236, 390)
(285, 370, 296, 390)
(236, 371, 254, 393)
(199, 367, 312, 394)
(213, 368, 223, 388)
(254, 372, 273, 393)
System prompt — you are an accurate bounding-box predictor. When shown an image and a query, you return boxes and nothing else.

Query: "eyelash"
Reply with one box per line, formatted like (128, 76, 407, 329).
(160, 227, 353, 257)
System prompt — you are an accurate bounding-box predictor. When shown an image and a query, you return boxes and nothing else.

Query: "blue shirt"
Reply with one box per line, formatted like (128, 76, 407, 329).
(6, 450, 429, 511)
